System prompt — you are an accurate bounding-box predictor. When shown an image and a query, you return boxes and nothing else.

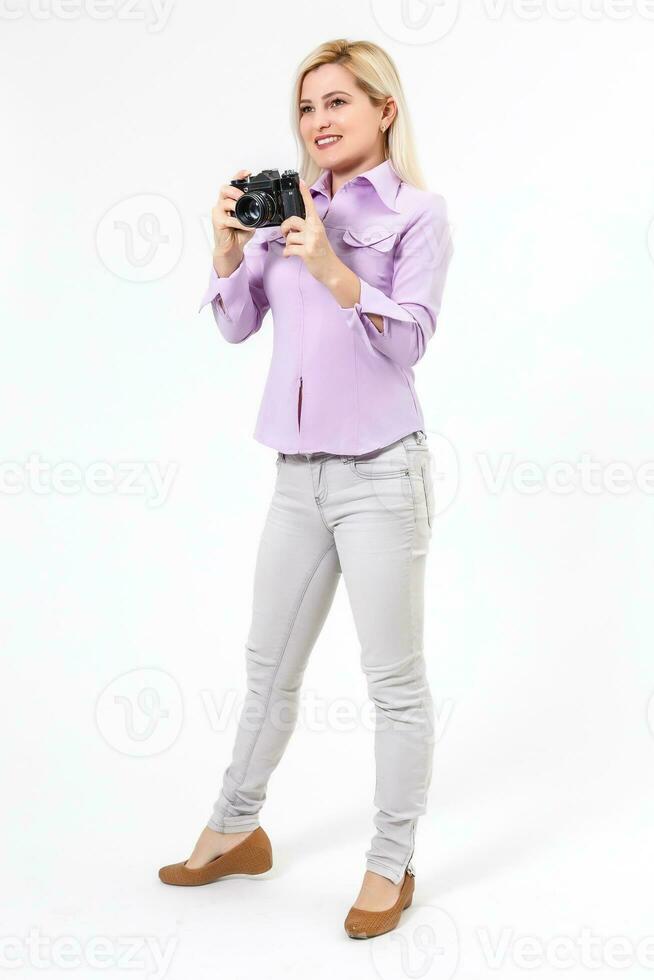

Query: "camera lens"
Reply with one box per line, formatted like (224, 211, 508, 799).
(234, 191, 275, 228)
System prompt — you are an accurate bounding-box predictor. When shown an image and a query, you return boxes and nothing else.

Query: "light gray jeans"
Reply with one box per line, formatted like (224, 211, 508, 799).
(207, 430, 436, 884)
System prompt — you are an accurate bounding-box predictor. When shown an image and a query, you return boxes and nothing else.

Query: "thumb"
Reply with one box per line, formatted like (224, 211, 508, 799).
(299, 178, 316, 218)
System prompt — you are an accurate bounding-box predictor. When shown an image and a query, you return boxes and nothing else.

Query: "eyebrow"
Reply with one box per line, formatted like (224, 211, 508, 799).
(299, 90, 351, 106)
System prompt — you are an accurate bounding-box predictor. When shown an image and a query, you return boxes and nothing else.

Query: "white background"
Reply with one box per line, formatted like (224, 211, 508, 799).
(2, 0, 654, 977)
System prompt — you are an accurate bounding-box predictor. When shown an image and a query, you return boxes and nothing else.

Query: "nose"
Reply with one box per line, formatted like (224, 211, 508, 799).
(313, 111, 334, 132)
(314, 121, 335, 140)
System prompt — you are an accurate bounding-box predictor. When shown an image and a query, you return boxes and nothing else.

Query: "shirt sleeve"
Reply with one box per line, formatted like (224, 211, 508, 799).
(342, 193, 453, 368)
(198, 233, 271, 344)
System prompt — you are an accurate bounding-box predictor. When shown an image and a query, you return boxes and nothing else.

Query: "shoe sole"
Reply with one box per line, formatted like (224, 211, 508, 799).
(161, 868, 272, 886)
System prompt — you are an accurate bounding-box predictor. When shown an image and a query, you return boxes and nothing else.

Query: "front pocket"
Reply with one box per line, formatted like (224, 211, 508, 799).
(349, 459, 410, 480)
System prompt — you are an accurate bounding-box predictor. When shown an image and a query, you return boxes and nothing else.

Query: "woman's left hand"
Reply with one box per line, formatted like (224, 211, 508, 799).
(280, 179, 338, 285)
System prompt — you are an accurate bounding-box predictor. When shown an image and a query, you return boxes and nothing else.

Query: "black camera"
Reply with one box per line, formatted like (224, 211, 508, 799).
(230, 169, 305, 229)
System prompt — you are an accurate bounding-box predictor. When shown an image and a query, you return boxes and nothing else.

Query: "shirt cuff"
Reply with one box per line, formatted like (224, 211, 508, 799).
(357, 277, 417, 324)
(341, 277, 416, 351)
(197, 259, 249, 320)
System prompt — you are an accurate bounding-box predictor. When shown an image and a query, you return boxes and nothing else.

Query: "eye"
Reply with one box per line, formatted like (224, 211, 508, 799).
(299, 98, 346, 115)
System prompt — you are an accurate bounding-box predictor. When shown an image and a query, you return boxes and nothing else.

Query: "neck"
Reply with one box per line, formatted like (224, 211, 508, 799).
(329, 151, 387, 197)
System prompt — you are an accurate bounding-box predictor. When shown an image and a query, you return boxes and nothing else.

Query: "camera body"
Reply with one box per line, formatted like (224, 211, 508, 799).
(230, 169, 305, 228)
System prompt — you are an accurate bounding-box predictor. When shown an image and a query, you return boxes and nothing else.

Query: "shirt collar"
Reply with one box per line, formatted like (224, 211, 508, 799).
(309, 158, 402, 214)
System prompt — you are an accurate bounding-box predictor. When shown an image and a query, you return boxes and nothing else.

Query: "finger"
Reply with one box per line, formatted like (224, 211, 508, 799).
(219, 214, 255, 231)
(280, 215, 305, 236)
(220, 195, 250, 219)
(219, 201, 247, 224)
(220, 184, 247, 203)
(218, 170, 251, 207)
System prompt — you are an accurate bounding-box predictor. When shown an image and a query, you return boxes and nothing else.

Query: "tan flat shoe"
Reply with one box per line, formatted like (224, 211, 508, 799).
(158, 826, 272, 886)
(344, 868, 415, 939)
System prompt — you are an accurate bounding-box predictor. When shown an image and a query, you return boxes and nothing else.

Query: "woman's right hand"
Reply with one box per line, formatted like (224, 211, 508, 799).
(212, 169, 257, 273)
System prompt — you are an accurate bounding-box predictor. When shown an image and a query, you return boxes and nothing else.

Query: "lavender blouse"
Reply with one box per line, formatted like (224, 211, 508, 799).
(198, 158, 453, 455)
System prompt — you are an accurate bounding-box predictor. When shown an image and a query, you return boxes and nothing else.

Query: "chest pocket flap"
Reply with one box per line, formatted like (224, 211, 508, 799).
(342, 227, 399, 252)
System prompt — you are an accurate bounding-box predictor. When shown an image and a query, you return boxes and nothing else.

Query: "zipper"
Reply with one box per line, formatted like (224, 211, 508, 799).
(407, 842, 416, 876)
(297, 375, 303, 433)
(406, 821, 416, 877)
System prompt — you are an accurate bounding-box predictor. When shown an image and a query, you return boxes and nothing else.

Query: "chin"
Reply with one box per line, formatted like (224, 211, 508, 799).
(307, 142, 348, 167)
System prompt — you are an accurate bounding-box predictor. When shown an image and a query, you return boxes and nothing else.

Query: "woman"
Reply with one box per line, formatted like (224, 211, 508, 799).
(159, 38, 453, 940)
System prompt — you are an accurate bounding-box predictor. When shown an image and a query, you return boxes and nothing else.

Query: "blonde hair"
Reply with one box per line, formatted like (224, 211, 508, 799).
(290, 38, 428, 191)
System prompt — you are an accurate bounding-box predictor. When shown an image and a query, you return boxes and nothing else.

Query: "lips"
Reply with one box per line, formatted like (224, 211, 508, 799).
(315, 134, 342, 147)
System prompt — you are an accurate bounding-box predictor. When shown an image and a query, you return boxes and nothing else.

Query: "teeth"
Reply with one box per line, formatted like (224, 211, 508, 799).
(316, 136, 341, 146)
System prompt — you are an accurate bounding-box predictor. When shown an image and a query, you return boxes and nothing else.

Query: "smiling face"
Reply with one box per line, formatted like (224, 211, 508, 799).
(299, 62, 395, 179)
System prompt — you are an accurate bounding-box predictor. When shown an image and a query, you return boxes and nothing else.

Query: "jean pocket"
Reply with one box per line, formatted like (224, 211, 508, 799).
(349, 446, 409, 480)
(350, 460, 410, 480)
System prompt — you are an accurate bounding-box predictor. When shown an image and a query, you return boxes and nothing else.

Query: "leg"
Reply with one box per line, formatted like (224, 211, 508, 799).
(334, 442, 435, 885)
(207, 457, 340, 832)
